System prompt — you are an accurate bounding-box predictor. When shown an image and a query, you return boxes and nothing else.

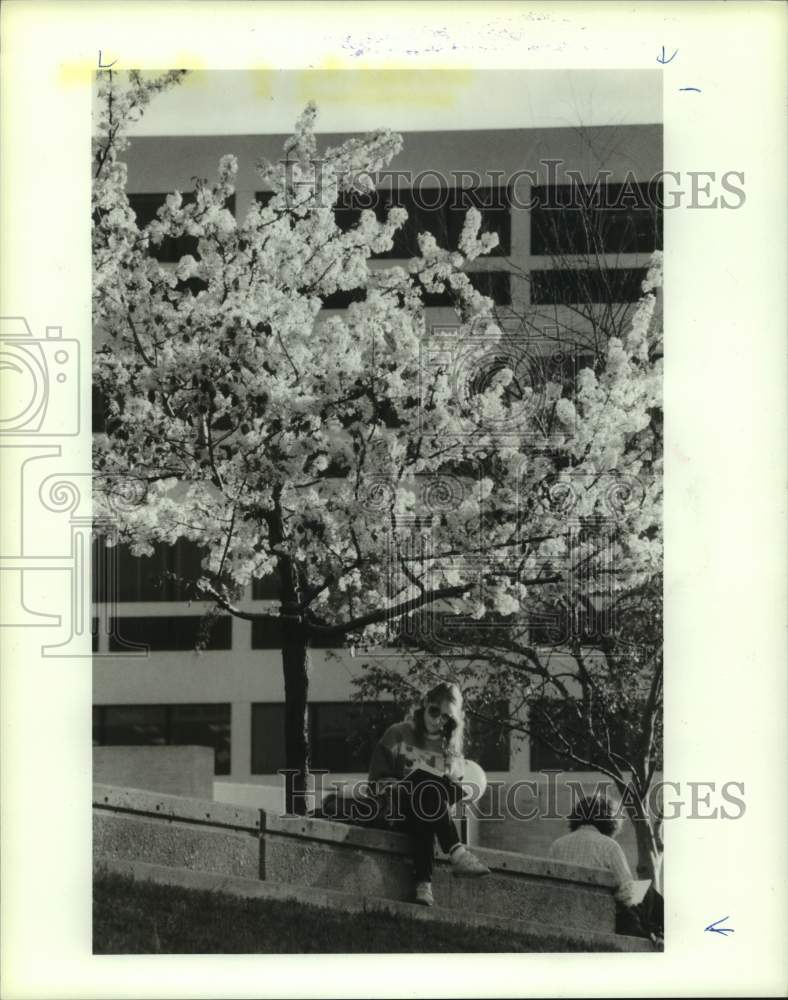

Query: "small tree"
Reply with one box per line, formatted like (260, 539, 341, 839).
(354, 255, 664, 880)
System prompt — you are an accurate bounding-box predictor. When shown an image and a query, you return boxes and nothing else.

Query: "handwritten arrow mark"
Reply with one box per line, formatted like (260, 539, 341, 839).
(657, 47, 679, 65)
(705, 916, 735, 937)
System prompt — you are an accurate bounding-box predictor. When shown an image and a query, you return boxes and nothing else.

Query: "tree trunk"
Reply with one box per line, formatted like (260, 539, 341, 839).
(631, 804, 663, 890)
(281, 619, 311, 815)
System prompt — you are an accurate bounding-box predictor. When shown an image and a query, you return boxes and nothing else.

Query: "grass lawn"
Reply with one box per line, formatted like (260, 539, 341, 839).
(93, 870, 616, 954)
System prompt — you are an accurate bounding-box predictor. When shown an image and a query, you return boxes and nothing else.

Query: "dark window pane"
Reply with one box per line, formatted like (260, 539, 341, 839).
(250, 619, 345, 650)
(94, 703, 231, 775)
(420, 271, 511, 308)
(108, 615, 231, 652)
(466, 700, 510, 771)
(311, 702, 400, 772)
(267, 185, 511, 260)
(334, 188, 438, 258)
(531, 183, 662, 255)
(445, 186, 511, 257)
(321, 273, 511, 311)
(309, 630, 346, 650)
(92, 617, 99, 654)
(528, 696, 661, 772)
(175, 277, 208, 296)
(93, 706, 103, 746)
(320, 287, 366, 310)
(128, 192, 236, 263)
(252, 573, 281, 599)
(251, 703, 287, 774)
(170, 704, 231, 776)
(250, 618, 284, 649)
(529, 698, 589, 772)
(469, 270, 511, 306)
(255, 181, 511, 312)
(94, 538, 206, 603)
(92, 385, 108, 433)
(530, 267, 646, 305)
(101, 704, 168, 746)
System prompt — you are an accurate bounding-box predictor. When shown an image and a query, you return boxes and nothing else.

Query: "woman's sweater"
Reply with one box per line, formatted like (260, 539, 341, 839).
(368, 720, 459, 789)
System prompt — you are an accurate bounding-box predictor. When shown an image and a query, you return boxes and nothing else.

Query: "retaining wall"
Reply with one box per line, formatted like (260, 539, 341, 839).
(93, 783, 618, 933)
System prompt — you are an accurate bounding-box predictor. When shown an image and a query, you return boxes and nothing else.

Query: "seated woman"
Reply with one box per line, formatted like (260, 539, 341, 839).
(367, 682, 491, 907)
(548, 793, 663, 941)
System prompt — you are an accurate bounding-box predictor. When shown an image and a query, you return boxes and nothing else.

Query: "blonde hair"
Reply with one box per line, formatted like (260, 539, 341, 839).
(412, 681, 465, 758)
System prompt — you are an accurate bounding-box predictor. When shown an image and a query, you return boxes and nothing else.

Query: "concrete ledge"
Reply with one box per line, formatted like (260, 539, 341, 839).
(266, 812, 617, 888)
(94, 785, 262, 879)
(96, 856, 655, 953)
(94, 783, 261, 832)
(93, 784, 620, 933)
(94, 746, 214, 799)
(262, 813, 617, 933)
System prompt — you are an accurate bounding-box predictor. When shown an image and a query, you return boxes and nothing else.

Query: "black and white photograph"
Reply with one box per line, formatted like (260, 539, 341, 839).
(1, 1, 786, 997)
(90, 66, 665, 954)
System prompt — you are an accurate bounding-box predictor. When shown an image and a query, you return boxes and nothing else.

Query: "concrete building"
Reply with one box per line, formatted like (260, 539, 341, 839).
(93, 123, 662, 866)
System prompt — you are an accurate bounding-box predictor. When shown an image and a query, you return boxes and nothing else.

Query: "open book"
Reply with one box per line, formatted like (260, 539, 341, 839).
(401, 762, 466, 805)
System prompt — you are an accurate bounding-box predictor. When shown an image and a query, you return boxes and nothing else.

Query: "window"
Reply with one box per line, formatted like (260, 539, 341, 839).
(108, 615, 231, 652)
(92, 385, 108, 433)
(310, 701, 400, 772)
(530, 267, 647, 305)
(320, 287, 367, 310)
(93, 538, 206, 603)
(250, 619, 284, 649)
(320, 271, 511, 310)
(531, 182, 662, 256)
(252, 573, 281, 599)
(528, 698, 590, 771)
(258, 185, 511, 258)
(421, 271, 511, 307)
(128, 192, 236, 263)
(335, 185, 511, 258)
(251, 701, 399, 774)
(169, 704, 231, 775)
(94, 704, 167, 746)
(466, 700, 511, 771)
(255, 188, 510, 310)
(251, 620, 345, 650)
(250, 700, 510, 775)
(528, 696, 662, 772)
(250, 703, 287, 774)
(93, 703, 231, 774)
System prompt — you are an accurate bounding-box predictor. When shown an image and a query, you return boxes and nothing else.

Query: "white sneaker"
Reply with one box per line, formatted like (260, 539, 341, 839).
(414, 881, 434, 906)
(451, 849, 491, 878)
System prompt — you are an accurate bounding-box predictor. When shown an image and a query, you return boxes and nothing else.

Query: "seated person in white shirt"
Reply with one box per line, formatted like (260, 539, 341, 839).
(548, 793, 663, 940)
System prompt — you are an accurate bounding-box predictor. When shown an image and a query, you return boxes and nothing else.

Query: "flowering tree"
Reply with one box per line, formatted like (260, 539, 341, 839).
(94, 71, 661, 830)
(93, 70, 560, 811)
(354, 258, 664, 880)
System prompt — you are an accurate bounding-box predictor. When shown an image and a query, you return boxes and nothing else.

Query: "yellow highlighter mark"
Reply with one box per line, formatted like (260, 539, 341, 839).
(58, 52, 207, 89)
(296, 68, 475, 109)
(57, 58, 99, 88)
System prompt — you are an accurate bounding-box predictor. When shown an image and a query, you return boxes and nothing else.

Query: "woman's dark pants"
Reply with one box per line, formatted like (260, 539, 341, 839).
(389, 779, 462, 883)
